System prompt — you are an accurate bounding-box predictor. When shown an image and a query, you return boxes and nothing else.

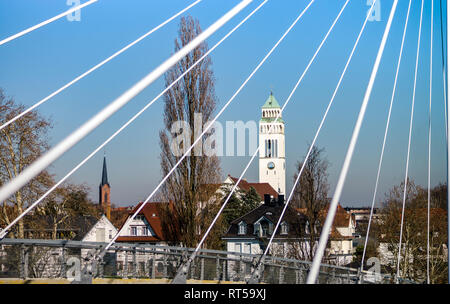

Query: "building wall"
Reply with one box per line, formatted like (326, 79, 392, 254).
(330, 239, 353, 255)
(99, 184, 111, 218)
(258, 125, 285, 195)
(227, 240, 261, 255)
(117, 216, 155, 237)
(82, 216, 118, 243)
(259, 103, 286, 195)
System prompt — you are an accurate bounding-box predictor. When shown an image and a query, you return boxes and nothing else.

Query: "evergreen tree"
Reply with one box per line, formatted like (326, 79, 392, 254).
(222, 186, 261, 228)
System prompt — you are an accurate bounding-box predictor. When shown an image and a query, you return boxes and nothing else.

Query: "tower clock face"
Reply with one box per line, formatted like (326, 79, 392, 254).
(267, 162, 275, 170)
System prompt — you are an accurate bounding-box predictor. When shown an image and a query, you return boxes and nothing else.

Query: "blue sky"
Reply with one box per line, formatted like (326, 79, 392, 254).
(0, 0, 447, 207)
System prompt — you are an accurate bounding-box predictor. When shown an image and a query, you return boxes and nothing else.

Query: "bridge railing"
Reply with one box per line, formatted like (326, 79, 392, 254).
(0, 238, 413, 284)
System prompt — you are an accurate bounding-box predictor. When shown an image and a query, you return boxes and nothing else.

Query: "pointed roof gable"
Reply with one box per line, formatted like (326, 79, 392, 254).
(116, 202, 175, 242)
(262, 92, 281, 109)
(71, 215, 101, 241)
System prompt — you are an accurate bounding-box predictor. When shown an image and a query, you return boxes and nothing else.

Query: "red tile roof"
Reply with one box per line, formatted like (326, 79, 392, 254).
(116, 202, 169, 243)
(228, 175, 278, 199)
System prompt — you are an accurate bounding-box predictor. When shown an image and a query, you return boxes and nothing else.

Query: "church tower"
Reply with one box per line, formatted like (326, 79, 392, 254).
(99, 156, 111, 220)
(259, 92, 286, 195)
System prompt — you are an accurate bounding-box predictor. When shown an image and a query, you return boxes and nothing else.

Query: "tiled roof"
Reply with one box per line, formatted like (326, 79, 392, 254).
(228, 176, 278, 199)
(116, 202, 169, 243)
(223, 199, 307, 239)
(114, 236, 160, 242)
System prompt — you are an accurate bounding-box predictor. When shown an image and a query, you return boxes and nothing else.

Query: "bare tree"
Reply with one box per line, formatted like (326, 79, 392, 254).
(291, 145, 330, 261)
(39, 189, 70, 240)
(0, 88, 53, 238)
(378, 179, 448, 283)
(26, 184, 99, 240)
(158, 16, 222, 248)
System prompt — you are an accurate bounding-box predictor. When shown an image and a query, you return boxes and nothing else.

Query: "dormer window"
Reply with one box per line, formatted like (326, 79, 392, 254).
(238, 221, 247, 235)
(254, 217, 273, 237)
(254, 223, 260, 236)
(281, 222, 289, 235)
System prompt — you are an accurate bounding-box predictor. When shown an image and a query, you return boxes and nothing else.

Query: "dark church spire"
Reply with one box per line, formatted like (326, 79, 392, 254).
(99, 155, 111, 220)
(101, 156, 109, 187)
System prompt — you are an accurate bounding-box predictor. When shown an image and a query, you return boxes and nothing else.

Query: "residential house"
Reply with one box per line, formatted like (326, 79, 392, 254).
(222, 194, 308, 257)
(114, 202, 176, 277)
(222, 194, 309, 280)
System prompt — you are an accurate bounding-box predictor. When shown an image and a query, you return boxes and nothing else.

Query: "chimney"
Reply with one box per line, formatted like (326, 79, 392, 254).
(264, 194, 271, 205)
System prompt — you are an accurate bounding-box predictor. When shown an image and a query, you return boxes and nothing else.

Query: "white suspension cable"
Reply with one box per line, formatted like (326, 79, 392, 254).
(307, 0, 399, 284)
(0, 0, 99, 46)
(361, 0, 412, 273)
(441, 0, 449, 142)
(0, 0, 268, 241)
(107, 0, 316, 256)
(0, 0, 203, 132)
(193, 0, 351, 276)
(446, 0, 450, 284)
(257, 0, 376, 272)
(396, 0, 424, 281)
(427, 0, 433, 285)
(444, 73, 448, 141)
(0, 0, 253, 205)
(240, 1, 376, 282)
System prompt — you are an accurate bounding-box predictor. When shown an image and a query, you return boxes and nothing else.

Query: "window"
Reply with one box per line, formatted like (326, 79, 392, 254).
(245, 243, 251, 254)
(274, 139, 278, 157)
(254, 223, 261, 236)
(131, 226, 137, 236)
(281, 222, 288, 235)
(260, 219, 273, 237)
(254, 218, 274, 237)
(235, 243, 242, 253)
(142, 227, 148, 236)
(261, 221, 269, 237)
(109, 230, 112, 240)
(238, 221, 246, 235)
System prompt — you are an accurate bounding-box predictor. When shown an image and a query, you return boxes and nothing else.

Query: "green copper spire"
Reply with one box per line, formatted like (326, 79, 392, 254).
(262, 91, 281, 109)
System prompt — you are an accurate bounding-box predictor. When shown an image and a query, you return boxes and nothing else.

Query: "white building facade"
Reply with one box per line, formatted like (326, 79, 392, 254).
(259, 93, 286, 195)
